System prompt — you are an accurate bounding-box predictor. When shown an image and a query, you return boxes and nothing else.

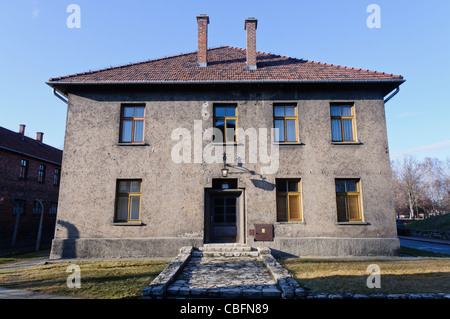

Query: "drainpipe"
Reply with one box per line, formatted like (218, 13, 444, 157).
(53, 88, 68, 103)
(384, 87, 400, 103)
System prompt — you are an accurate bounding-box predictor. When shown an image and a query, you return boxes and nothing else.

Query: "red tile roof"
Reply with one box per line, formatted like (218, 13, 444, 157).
(0, 127, 62, 165)
(48, 46, 403, 84)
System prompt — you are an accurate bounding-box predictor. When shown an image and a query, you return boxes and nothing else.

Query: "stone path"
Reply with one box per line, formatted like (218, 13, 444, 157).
(167, 256, 281, 298)
(142, 244, 304, 299)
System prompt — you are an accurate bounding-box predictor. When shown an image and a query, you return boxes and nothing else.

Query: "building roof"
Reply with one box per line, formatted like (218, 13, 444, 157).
(0, 126, 63, 165)
(47, 46, 403, 85)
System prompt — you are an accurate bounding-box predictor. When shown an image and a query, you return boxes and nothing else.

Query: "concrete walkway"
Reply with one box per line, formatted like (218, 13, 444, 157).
(398, 236, 450, 255)
(0, 287, 78, 299)
(0, 258, 48, 270)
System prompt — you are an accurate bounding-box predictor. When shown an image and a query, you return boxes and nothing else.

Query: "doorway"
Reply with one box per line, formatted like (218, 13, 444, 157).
(204, 179, 245, 244)
(211, 195, 238, 243)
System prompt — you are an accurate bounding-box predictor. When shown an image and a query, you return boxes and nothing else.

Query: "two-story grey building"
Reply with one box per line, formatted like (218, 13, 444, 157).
(47, 16, 404, 258)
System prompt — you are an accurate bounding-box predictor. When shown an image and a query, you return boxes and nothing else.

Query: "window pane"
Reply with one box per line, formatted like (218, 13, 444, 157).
(134, 120, 144, 142)
(286, 120, 297, 142)
(215, 107, 226, 117)
(129, 196, 140, 220)
(274, 120, 285, 142)
(119, 181, 130, 193)
(214, 213, 225, 223)
(225, 106, 236, 117)
(226, 198, 236, 207)
(289, 195, 301, 220)
(123, 107, 134, 117)
(50, 203, 58, 215)
(130, 181, 141, 193)
(276, 195, 287, 221)
(134, 107, 145, 117)
(276, 180, 287, 192)
(37, 202, 42, 214)
(117, 196, 129, 220)
(20, 160, 28, 179)
(348, 195, 360, 221)
(214, 204, 224, 223)
(288, 181, 299, 192)
(226, 120, 236, 142)
(214, 197, 225, 206)
(214, 120, 225, 142)
(285, 106, 295, 117)
(274, 106, 284, 117)
(335, 180, 346, 192)
(330, 106, 341, 116)
(227, 213, 236, 223)
(331, 119, 342, 141)
(122, 120, 133, 142)
(336, 195, 347, 222)
(225, 199, 236, 223)
(341, 106, 352, 116)
(16, 201, 21, 214)
(13, 200, 25, 215)
(346, 180, 358, 192)
(343, 119, 354, 141)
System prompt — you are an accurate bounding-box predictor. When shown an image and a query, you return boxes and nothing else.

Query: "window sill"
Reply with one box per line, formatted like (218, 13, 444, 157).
(331, 141, 363, 145)
(112, 222, 143, 226)
(116, 142, 148, 146)
(335, 221, 369, 225)
(276, 221, 305, 224)
(211, 143, 244, 146)
(272, 142, 305, 146)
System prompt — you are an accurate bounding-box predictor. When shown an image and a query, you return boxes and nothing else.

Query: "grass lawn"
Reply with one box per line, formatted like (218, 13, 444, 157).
(280, 257, 450, 295)
(0, 257, 169, 299)
(405, 213, 450, 231)
(1, 249, 449, 298)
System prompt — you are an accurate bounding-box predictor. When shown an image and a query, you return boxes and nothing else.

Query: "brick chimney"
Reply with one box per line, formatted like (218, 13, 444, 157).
(19, 124, 26, 136)
(196, 14, 209, 67)
(36, 132, 44, 143)
(245, 18, 258, 70)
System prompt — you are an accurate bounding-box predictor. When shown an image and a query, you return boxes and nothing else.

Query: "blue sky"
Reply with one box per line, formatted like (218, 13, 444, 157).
(1, 0, 449, 161)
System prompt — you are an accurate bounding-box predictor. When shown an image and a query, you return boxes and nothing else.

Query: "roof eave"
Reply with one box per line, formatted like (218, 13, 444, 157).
(47, 79, 404, 86)
(47, 78, 405, 98)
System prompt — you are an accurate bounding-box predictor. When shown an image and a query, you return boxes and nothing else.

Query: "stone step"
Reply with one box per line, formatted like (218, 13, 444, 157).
(192, 250, 260, 257)
(195, 244, 259, 257)
(198, 244, 253, 252)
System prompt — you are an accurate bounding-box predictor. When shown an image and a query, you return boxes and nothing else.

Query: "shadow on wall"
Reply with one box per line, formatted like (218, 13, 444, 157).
(54, 220, 79, 258)
(250, 178, 275, 191)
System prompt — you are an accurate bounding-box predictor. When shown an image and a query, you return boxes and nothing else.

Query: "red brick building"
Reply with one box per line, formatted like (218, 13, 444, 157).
(0, 125, 62, 254)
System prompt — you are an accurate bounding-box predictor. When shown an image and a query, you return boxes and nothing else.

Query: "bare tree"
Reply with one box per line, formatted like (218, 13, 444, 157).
(391, 162, 409, 218)
(443, 158, 450, 213)
(391, 156, 424, 219)
(391, 156, 450, 219)
(421, 157, 447, 215)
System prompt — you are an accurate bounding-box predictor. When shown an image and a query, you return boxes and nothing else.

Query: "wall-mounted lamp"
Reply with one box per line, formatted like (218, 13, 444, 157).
(221, 167, 229, 178)
(221, 152, 228, 177)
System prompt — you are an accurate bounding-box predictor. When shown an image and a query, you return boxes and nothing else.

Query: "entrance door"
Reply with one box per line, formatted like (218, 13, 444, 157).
(211, 195, 238, 243)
